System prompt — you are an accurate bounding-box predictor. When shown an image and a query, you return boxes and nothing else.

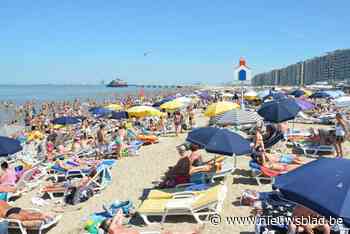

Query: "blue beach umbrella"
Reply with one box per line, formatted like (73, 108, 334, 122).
(0, 136, 22, 156)
(274, 158, 350, 226)
(310, 91, 331, 99)
(152, 97, 175, 107)
(258, 98, 301, 123)
(290, 89, 305, 98)
(89, 107, 112, 117)
(52, 116, 81, 125)
(110, 111, 129, 120)
(186, 127, 252, 156)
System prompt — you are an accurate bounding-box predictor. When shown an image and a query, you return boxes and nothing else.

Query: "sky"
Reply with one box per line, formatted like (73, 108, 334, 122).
(0, 0, 349, 85)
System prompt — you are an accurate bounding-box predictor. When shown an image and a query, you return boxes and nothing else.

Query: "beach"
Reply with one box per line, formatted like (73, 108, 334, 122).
(8, 110, 346, 234)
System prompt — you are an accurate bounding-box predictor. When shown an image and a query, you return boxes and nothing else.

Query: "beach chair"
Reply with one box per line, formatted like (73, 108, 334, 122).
(248, 161, 280, 186)
(0, 167, 47, 202)
(1, 210, 61, 234)
(137, 184, 227, 225)
(127, 140, 143, 156)
(40, 159, 115, 199)
(292, 142, 335, 157)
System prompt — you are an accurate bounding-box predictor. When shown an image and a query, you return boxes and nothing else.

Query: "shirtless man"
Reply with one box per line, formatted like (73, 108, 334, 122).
(288, 205, 330, 234)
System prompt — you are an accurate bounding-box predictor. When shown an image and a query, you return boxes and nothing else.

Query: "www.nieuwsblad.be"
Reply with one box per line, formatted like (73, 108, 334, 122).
(209, 214, 343, 226)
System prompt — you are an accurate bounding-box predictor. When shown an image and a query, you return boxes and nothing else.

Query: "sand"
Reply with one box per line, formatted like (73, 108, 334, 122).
(10, 113, 347, 234)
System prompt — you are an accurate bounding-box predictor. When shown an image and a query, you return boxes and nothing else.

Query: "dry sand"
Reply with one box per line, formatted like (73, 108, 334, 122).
(11, 115, 348, 234)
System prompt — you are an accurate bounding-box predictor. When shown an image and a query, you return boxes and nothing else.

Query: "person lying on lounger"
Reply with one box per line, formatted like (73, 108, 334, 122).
(256, 150, 304, 165)
(252, 149, 300, 172)
(100, 209, 201, 234)
(0, 200, 55, 222)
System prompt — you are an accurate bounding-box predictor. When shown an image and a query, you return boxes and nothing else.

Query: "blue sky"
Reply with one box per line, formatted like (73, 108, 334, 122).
(0, 0, 349, 85)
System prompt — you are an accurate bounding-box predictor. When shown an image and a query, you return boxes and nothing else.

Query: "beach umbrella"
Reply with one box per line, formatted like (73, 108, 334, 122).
(310, 91, 331, 99)
(160, 99, 184, 110)
(295, 99, 315, 111)
(214, 109, 262, 126)
(89, 107, 112, 116)
(127, 106, 164, 117)
(152, 97, 175, 107)
(0, 136, 22, 156)
(105, 104, 122, 111)
(258, 98, 301, 123)
(262, 92, 287, 102)
(204, 102, 240, 117)
(110, 111, 129, 120)
(257, 90, 271, 100)
(186, 127, 251, 156)
(244, 91, 259, 101)
(199, 92, 210, 100)
(274, 158, 350, 226)
(52, 116, 81, 125)
(290, 89, 305, 98)
(176, 97, 193, 104)
(335, 96, 350, 108)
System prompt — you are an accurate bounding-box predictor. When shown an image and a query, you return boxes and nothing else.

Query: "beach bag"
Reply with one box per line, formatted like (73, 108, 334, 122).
(241, 189, 259, 206)
(65, 185, 93, 205)
(190, 172, 209, 184)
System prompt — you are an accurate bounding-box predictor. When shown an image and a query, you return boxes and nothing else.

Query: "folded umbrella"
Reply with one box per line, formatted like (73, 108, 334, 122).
(186, 127, 251, 156)
(0, 136, 22, 156)
(274, 158, 350, 226)
(258, 98, 301, 123)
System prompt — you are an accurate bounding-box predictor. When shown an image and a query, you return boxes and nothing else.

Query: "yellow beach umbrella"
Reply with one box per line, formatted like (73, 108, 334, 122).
(204, 101, 239, 117)
(244, 91, 259, 101)
(105, 104, 122, 111)
(302, 89, 312, 97)
(127, 106, 164, 117)
(160, 99, 184, 110)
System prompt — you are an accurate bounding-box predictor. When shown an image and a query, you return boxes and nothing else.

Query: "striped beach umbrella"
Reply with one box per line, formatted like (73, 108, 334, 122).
(214, 109, 262, 126)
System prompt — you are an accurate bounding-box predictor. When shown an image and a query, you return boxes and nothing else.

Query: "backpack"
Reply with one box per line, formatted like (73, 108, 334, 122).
(65, 185, 94, 205)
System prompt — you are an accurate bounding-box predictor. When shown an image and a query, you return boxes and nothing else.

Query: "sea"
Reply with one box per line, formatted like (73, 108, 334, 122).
(0, 85, 172, 128)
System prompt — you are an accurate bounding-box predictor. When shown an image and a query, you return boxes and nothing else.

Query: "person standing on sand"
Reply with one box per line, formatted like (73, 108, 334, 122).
(174, 111, 181, 136)
(334, 113, 347, 158)
(96, 124, 107, 159)
(188, 106, 195, 129)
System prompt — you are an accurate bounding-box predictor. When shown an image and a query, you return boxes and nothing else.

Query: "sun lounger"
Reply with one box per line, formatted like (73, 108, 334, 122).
(137, 184, 227, 225)
(292, 142, 335, 157)
(248, 161, 280, 186)
(1, 210, 61, 234)
(40, 159, 116, 199)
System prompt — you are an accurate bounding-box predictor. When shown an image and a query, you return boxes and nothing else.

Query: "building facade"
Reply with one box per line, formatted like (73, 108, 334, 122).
(252, 49, 350, 86)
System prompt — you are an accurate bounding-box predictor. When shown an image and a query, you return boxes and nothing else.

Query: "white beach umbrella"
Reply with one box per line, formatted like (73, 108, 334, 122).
(335, 96, 350, 108)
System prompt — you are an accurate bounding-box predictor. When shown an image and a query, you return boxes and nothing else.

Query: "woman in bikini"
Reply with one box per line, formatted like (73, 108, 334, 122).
(0, 200, 54, 222)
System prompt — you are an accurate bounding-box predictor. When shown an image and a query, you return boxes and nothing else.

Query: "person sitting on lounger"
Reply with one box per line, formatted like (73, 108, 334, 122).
(0, 162, 17, 193)
(0, 200, 54, 222)
(288, 205, 330, 234)
(100, 209, 201, 234)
